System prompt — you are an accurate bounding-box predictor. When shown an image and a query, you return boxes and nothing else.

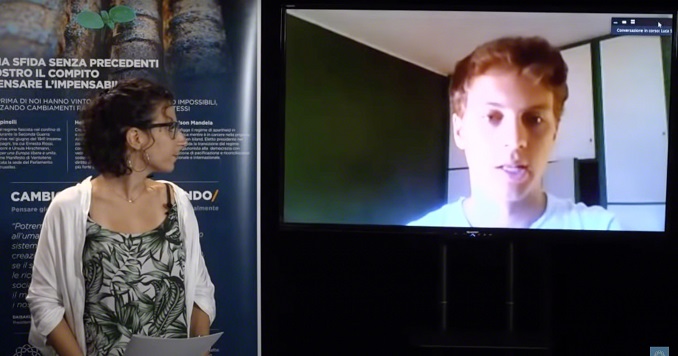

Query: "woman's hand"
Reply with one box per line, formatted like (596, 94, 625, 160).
(191, 304, 211, 356)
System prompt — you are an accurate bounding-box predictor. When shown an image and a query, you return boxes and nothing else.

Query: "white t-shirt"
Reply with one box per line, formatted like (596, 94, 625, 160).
(407, 193, 622, 230)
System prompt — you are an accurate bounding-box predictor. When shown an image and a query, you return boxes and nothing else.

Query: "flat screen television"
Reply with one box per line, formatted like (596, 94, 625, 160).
(265, 2, 678, 238)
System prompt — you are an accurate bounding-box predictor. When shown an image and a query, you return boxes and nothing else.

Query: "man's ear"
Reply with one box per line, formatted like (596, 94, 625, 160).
(452, 113, 465, 150)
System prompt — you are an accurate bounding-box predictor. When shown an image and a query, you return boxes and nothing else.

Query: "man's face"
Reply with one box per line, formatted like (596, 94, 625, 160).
(453, 68, 559, 202)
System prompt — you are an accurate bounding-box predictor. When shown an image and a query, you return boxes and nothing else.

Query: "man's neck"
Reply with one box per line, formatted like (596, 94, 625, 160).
(463, 191, 547, 228)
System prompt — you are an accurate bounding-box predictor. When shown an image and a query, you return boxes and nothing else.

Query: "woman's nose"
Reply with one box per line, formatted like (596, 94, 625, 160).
(176, 129, 188, 146)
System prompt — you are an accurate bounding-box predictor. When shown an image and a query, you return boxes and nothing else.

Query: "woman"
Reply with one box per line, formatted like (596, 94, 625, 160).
(27, 78, 216, 355)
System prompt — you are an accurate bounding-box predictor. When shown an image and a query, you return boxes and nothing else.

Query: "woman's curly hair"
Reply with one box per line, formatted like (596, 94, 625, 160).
(79, 78, 174, 176)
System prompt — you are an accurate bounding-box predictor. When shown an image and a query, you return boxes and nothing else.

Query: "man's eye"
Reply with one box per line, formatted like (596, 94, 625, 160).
(485, 111, 502, 122)
(525, 114, 544, 126)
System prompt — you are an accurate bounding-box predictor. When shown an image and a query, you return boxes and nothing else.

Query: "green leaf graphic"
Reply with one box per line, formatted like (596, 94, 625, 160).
(110, 5, 136, 23)
(100, 10, 115, 29)
(76, 11, 104, 29)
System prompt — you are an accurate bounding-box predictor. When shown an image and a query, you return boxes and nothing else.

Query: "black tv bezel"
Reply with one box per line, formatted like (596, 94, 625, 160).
(261, 0, 678, 242)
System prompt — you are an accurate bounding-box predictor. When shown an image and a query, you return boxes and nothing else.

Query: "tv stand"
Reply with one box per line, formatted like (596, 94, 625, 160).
(412, 240, 552, 355)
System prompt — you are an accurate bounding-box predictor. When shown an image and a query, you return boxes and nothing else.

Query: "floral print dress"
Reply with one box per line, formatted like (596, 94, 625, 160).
(82, 184, 187, 356)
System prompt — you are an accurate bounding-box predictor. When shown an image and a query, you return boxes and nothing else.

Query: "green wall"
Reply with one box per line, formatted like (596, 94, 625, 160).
(283, 15, 449, 225)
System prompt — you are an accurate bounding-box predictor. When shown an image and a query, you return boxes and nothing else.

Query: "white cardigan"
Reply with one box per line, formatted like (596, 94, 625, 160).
(26, 177, 216, 355)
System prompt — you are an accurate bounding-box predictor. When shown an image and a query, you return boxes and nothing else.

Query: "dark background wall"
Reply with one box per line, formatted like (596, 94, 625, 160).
(262, 2, 678, 355)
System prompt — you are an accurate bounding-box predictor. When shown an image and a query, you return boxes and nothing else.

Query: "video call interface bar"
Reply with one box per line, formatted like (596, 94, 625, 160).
(611, 17, 673, 36)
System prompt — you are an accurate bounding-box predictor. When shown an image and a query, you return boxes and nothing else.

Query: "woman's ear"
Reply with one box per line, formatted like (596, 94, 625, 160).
(126, 128, 144, 150)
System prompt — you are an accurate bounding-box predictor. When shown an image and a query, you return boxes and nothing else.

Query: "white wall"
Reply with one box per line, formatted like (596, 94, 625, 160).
(606, 204, 665, 232)
(598, 35, 668, 231)
(556, 44, 596, 160)
(599, 36, 668, 204)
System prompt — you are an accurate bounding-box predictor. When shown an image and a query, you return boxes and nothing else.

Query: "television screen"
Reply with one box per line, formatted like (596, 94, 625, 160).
(281, 7, 675, 233)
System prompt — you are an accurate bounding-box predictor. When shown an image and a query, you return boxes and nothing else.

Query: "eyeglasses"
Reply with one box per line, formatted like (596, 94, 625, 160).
(147, 121, 181, 139)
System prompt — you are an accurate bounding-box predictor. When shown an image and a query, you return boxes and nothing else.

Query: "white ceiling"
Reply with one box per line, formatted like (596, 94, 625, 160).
(288, 9, 671, 75)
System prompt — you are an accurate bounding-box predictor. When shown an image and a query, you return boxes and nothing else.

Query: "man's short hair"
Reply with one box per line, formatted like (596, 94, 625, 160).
(450, 36, 569, 120)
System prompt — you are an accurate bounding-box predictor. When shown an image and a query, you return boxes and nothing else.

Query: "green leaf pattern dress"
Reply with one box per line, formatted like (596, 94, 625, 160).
(82, 186, 187, 356)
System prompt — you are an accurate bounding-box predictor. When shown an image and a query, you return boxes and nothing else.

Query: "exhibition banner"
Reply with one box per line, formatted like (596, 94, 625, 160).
(0, 0, 258, 354)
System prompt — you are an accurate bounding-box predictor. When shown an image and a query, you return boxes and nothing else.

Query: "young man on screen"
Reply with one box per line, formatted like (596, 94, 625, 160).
(408, 36, 621, 230)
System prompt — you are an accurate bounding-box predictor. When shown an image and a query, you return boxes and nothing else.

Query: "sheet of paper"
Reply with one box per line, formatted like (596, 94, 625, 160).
(123, 332, 223, 356)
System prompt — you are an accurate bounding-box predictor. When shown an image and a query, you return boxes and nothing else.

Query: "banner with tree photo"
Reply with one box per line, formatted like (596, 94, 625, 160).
(0, 0, 258, 354)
